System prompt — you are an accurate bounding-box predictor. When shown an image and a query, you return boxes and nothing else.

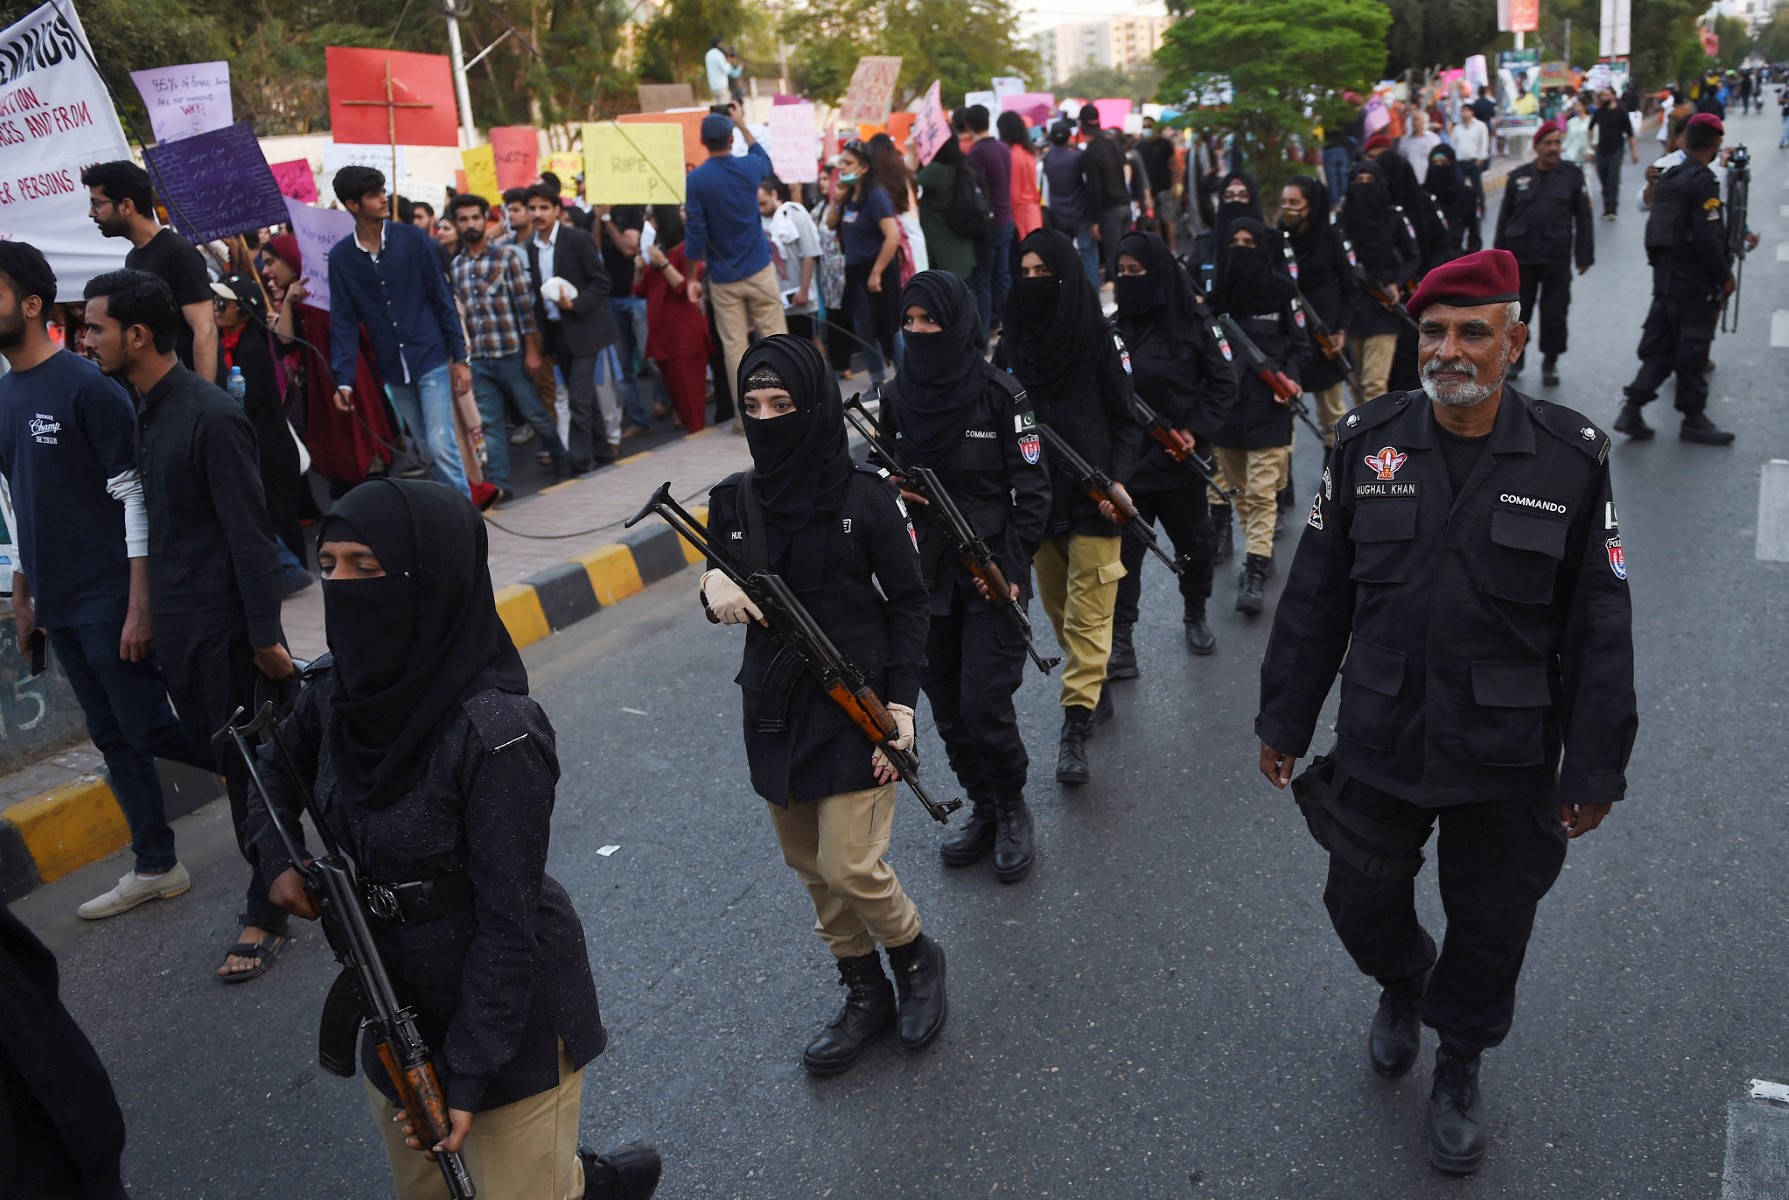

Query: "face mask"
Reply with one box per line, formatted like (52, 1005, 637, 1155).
(1114, 274, 1160, 314)
(743, 404, 812, 474)
(323, 573, 418, 701)
(1015, 276, 1060, 326)
(1143, 128, 1157, 139)
(839, 172, 860, 186)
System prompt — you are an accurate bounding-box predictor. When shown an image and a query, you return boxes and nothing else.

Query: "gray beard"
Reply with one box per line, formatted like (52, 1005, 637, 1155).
(1420, 356, 1503, 408)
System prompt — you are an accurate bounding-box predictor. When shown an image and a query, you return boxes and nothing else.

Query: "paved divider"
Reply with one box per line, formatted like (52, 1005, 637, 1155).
(0, 510, 706, 904)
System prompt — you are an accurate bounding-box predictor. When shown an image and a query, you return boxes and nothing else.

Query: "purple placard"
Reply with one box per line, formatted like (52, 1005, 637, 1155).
(144, 120, 291, 244)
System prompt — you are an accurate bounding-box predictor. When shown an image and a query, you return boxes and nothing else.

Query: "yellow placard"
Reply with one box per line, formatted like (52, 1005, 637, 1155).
(581, 123, 686, 204)
(460, 144, 499, 204)
(546, 152, 583, 196)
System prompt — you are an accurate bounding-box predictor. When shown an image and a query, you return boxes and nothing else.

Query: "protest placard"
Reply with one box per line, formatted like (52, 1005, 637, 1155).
(130, 61, 232, 144)
(325, 47, 458, 147)
(461, 145, 499, 203)
(269, 159, 319, 203)
(837, 56, 902, 126)
(991, 77, 1025, 100)
(768, 102, 819, 183)
(911, 81, 952, 165)
(1093, 98, 1131, 131)
(965, 90, 997, 113)
(283, 197, 353, 313)
(321, 141, 410, 186)
(0, 1, 133, 299)
(616, 110, 711, 174)
(999, 92, 1057, 128)
(581, 123, 686, 203)
(490, 126, 538, 189)
(545, 151, 583, 194)
(144, 120, 291, 244)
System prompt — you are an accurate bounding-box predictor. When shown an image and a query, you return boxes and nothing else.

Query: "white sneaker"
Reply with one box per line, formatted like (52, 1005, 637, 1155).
(77, 862, 191, 919)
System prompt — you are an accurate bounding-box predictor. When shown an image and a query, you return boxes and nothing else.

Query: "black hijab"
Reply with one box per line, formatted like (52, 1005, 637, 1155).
(1210, 216, 1280, 318)
(1114, 230, 1198, 341)
(1377, 145, 1424, 216)
(318, 479, 528, 808)
(1281, 175, 1334, 265)
(895, 270, 990, 463)
(1212, 169, 1263, 248)
(738, 334, 852, 588)
(1425, 143, 1463, 206)
(1003, 227, 1107, 391)
(1343, 158, 1392, 247)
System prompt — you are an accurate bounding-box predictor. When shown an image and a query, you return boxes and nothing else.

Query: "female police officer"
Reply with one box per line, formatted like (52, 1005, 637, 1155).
(247, 479, 657, 1200)
(700, 335, 948, 1076)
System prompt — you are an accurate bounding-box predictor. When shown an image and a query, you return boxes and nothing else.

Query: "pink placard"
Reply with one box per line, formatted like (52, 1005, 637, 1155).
(911, 80, 952, 165)
(490, 126, 539, 190)
(1093, 98, 1131, 131)
(999, 92, 1056, 128)
(269, 158, 318, 203)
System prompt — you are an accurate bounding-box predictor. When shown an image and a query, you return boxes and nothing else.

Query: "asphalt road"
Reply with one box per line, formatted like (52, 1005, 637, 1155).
(17, 105, 1789, 1199)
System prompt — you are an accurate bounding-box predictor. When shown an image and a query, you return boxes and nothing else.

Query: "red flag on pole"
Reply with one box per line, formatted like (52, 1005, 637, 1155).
(326, 47, 459, 147)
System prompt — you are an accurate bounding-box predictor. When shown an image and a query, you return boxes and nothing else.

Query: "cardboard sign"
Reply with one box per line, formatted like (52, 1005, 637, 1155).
(269, 159, 319, 203)
(965, 90, 997, 113)
(130, 60, 232, 144)
(887, 112, 916, 150)
(636, 82, 696, 113)
(461, 144, 499, 203)
(999, 92, 1057, 128)
(616, 110, 710, 174)
(0, 1, 133, 300)
(581, 123, 686, 203)
(911, 81, 952, 165)
(991, 77, 1025, 100)
(143, 120, 290, 243)
(1093, 98, 1131, 132)
(545, 151, 583, 194)
(837, 55, 903, 126)
(282, 198, 353, 313)
(321, 141, 409, 188)
(768, 102, 819, 183)
(325, 47, 458, 147)
(489, 126, 538, 190)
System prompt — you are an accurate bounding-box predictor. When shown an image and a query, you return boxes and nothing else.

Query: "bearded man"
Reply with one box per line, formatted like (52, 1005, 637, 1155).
(1251, 249, 1638, 1176)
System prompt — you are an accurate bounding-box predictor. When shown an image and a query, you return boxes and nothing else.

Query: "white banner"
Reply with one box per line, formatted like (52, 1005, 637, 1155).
(1600, 0, 1632, 59)
(129, 60, 231, 144)
(0, 1, 132, 300)
(282, 197, 352, 314)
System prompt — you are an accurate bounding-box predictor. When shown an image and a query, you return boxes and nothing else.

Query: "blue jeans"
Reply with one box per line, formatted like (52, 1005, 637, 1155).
(1070, 224, 1101, 291)
(471, 353, 566, 489)
(608, 296, 656, 428)
(385, 363, 468, 497)
(1322, 147, 1353, 203)
(969, 221, 1016, 332)
(48, 622, 198, 874)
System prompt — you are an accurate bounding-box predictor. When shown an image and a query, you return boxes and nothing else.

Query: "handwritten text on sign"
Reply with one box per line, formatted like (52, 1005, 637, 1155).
(489, 126, 538, 190)
(129, 60, 232, 143)
(143, 120, 290, 244)
(836, 56, 902, 127)
(767, 102, 819, 184)
(911, 81, 952, 166)
(283, 197, 353, 313)
(581, 123, 685, 204)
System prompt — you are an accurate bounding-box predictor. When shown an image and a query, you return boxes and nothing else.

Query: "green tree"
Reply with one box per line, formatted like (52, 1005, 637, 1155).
(1382, 0, 1496, 76)
(1758, 10, 1789, 64)
(638, 0, 749, 93)
(1629, 0, 1706, 87)
(780, 0, 1038, 111)
(1058, 63, 1163, 104)
(1157, 0, 1389, 196)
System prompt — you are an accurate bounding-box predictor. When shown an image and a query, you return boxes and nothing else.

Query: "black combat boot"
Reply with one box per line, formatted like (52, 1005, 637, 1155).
(1428, 1045, 1488, 1175)
(1087, 686, 1115, 733)
(580, 1142, 663, 1200)
(1184, 603, 1215, 655)
(885, 932, 949, 1050)
(992, 791, 1035, 882)
(801, 952, 896, 1076)
(1106, 621, 1140, 680)
(1368, 968, 1430, 1078)
(1540, 355, 1560, 387)
(1211, 506, 1234, 564)
(1055, 706, 1093, 785)
(938, 796, 997, 868)
(1235, 554, 1269, 615)
(1613, 401, 1654, 440)
(1680, 411, 1736, 445)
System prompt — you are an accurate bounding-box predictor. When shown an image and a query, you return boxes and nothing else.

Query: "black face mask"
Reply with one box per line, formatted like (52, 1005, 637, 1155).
(322, 573, 418, 704)
(1016, 276, 1060, 328)
(742, 407, 812, 478)
(1113, 273, 1161, 315)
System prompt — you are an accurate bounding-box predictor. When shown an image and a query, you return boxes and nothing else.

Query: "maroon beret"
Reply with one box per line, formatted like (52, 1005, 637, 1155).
(1686, 112, 1724, 134)
(1405, 248, 1521, 318)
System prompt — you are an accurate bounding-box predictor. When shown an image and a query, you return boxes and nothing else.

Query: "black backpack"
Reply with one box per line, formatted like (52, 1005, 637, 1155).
(945, 159, 993, 241)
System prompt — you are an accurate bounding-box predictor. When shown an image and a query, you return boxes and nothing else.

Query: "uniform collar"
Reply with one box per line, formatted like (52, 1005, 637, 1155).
(1398, 385, 1536, 456)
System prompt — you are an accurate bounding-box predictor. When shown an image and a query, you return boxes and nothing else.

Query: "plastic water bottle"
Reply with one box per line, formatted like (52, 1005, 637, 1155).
(227, 366, 246, 405)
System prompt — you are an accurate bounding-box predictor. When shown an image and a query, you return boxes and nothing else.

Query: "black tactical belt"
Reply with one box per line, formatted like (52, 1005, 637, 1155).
(362, 876, 473, 924)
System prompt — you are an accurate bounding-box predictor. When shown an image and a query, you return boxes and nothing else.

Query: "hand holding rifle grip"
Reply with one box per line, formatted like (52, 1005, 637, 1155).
(376, 1044, 476, 1197)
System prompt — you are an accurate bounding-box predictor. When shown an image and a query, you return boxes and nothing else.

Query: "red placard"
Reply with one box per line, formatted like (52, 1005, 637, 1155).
(490, 126, 539, 189)
(326, 47, 459, 148)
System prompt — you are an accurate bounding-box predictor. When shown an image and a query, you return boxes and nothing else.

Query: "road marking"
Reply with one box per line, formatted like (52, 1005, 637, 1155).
(1722, 1082, 1789, 1200)
(1777, 243, 1789, 262)
(1774, 312, 1789, 347)
(1759, 461, 1789, 563)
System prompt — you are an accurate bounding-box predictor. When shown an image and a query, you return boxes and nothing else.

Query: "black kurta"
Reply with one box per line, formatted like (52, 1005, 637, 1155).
(1118, 301, 1239, 492)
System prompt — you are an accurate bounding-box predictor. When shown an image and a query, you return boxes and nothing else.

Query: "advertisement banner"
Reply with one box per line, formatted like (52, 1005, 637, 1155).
(0, 0, 133, 300)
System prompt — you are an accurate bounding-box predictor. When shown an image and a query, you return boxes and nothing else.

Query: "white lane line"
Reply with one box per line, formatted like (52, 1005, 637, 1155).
(1776, 243, 1789, 262)
(1759, 461, 1789, 563)
(1773, 312, 1789, 347)
(1722, 1083, 1789, 1200)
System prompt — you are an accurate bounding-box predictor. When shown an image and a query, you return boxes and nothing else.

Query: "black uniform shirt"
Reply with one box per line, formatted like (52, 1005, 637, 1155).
(1649, 159, 1733, 298)
(1495, 162, 1595, 269)
(1256, 388, 1637, 810)
(1119, 304, 1239, 491)
(133, 363, 285, 648)
(1214, 278, 1309, 452)
(708, 466, 930, 805)
(247, 668, 606, 1114)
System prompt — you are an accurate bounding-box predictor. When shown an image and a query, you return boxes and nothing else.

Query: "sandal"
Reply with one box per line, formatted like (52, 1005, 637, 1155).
(218, 933, 287, 984)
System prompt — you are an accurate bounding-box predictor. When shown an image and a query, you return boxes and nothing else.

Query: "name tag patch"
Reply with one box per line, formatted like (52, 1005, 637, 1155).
(1355, 482, 1419, 499)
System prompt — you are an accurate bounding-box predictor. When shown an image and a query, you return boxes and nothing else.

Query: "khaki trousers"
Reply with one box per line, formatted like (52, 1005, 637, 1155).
(1032, 533, 1126, 710)
(1313, 383, 1348, 447)
(769, 784, 920, 959)
(710, 265, 790, 403)
(1215, 445, 1292, 559)
(1357, 333, 1399, 402)
(365, 1043, 585, 1200)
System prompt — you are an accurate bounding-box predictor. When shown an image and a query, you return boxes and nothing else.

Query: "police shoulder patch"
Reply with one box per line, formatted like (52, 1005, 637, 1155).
(1703, 196, 1722, 210)
(1333, 393, 1403, 443)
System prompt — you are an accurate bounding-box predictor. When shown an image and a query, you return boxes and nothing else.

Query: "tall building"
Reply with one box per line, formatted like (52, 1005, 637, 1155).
(1030, 15, 1175, 88)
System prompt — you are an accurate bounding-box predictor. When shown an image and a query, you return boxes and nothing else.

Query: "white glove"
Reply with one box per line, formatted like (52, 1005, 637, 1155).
(701, 570, 762, 626)
(870, 703, 916, 778)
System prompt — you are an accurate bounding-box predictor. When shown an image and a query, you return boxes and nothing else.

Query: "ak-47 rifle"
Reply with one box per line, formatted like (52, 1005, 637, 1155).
(1216, 315, 1327, 443)
(1335, 229, 1421, 335)
(626, 483, 962, 824)
(1032, 423, 1185, 575)
(1290, 284, 1368, 409)
(1127, 393, 1237, 499)
(843, 395, 1060, 675)
(1722, 143, 1750, 333)
(221, 703, 477, 1200)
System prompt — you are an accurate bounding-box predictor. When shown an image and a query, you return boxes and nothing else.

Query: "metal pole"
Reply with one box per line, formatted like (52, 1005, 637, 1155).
(1564, 18, 1572, 66)
(444, 3, 478, 148)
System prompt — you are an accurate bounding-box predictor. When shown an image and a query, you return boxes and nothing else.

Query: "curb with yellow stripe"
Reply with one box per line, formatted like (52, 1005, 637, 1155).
(0, 510, 706, 903)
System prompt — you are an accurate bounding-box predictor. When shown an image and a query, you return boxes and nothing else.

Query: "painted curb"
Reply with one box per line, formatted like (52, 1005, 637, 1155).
(0, 510, 708, 904)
